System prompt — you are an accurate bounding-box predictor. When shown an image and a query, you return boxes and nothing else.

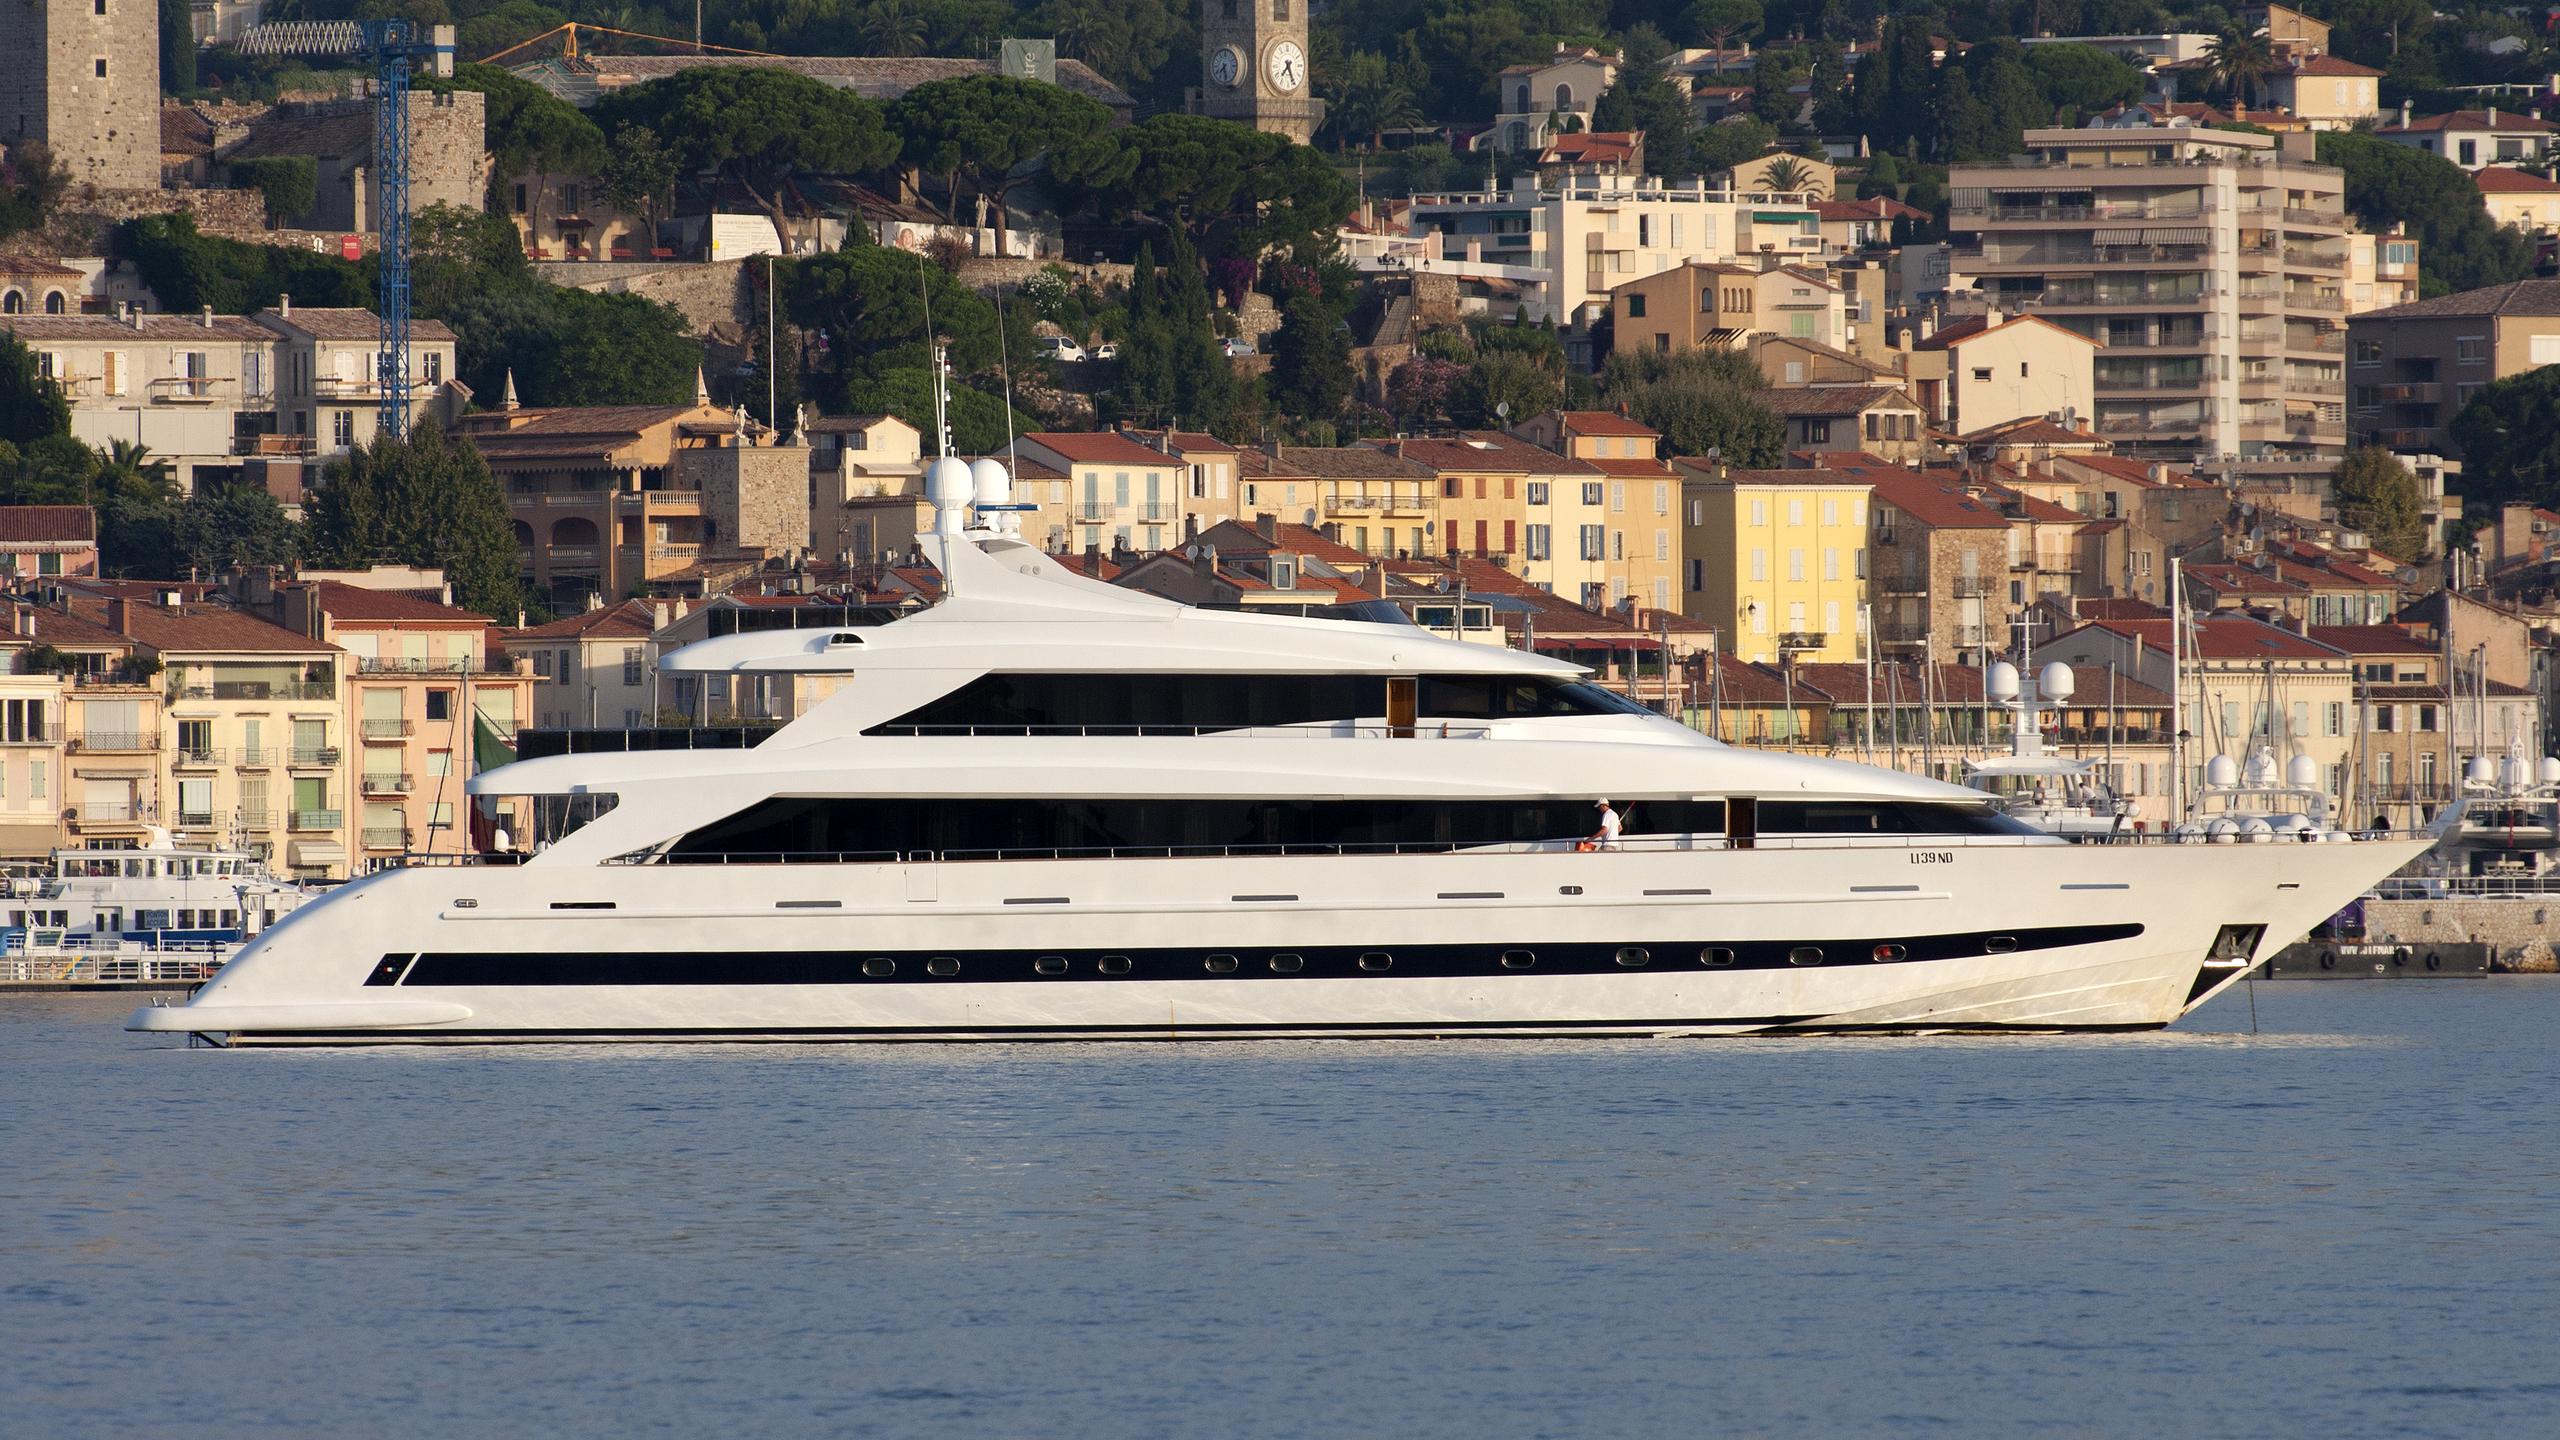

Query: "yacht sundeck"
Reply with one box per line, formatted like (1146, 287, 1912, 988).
(131, 464, 2427, 1045)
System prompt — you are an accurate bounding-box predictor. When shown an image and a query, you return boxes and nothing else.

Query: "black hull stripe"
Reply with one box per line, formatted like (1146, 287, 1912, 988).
(376, 923, 2144, 988)
(218, 1017, 2174, 1046)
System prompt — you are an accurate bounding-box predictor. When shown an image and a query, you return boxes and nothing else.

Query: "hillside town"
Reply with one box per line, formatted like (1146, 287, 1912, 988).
(8, 0, 2560, 882)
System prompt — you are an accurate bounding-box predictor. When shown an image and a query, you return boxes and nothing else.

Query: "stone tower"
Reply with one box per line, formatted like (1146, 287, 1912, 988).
(1197, 0, 1318, 143)
(0, 0, 162, 191)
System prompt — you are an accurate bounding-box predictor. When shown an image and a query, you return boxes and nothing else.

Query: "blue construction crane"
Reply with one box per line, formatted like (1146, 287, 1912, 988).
(236, 21, 457, 439)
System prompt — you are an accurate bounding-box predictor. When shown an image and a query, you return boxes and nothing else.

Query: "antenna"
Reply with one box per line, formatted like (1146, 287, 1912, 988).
(995, 289, 1019, 478)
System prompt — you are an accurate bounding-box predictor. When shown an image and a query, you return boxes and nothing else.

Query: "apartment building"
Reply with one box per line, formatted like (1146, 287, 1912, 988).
(2373, 105, 2557, 172)
(810, 413, 923, 563)
(2261, 55, 2382, 131)
(258, 304, 462, 460)
(0, 657, 66, 857)
(459, 399, 808, 604)
(2345, 230, 2422, 314)
(1483, 46, 1616, 153)
(1862, 472, 2018, 660)
(1403, 177, 1807, 326)
(2305, 624, 2540, 824)
(2474, 167, 2560, 235)
(1609, 261, 1847, 356)
(503, 599, 662, 730)
(1260, 446, 1434, 559)
(1015, 431, 1191, 555)
(1119, 430, 1245, 540)
(2346, 279, 2560, 455)
(1757, 385, 1927, 462)
(2028, 453, 2223, 605)
(2044, 613, 2358, 808)
(1953, 124, 2354, 463)
(232, 578, 533, 867)
(1676, 466, 1871, 663)
(57, 594, 355, 879)
(1902, 312, 2098, 436)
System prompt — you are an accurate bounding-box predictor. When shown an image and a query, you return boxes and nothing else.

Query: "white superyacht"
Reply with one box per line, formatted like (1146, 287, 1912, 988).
(131, 464, 2425, 1045)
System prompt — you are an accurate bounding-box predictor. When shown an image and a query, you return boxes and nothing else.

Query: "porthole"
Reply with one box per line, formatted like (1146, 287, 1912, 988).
(1205, 954, 1239, 974)
(1358, 952, 1393, 972)
(1033, 955, 1068, 976)
(862, 956, 896, 978)
(1871, 943, 1907, 963)
(926, 956, 960, 977)
(1788, 946, 1824, 967)
(1500, 949, 1536, 970)
(1700, 946, 1735, 967)
(1615, 946, 1649, 967)
(1098, 955, 1132, 975)
(1269, 953, 1303, 973)
(1985, 936, 2018, 955)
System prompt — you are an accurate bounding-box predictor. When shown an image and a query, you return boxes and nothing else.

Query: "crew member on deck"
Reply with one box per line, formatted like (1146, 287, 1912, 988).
(1589, 799, 1622, 851)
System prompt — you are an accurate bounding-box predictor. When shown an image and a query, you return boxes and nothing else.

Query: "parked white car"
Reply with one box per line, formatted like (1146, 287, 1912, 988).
(1220, 337, 1257, 357)
(1092, 340, 1120, 360)
(1037, 336, 1089, 363)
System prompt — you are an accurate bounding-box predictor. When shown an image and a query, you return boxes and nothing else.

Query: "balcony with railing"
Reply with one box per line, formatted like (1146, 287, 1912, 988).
(291, 809, 343, 831)
(312, 376, 384, 399)
(147, 375, 235, 404)
(1072, 502, 1116, 523)
(1952, 575, 1997, 597)
(361, 827, 408, 850)
(361, 718, 415, 739)
(360, 773, 413, 796)
(1876, 615, 1930, 642)
(289, 746, 341, 768)
(1136, 502, 1181, 523)
(2379, 382, 2441, 404)
(176, 810, 217, 829)
(172, 746, 224, 768)
(545, 545, 602, 568)
(234, 433, 317, 458)
(1876, 573, 1928, 595)
(171, 681, 335, 701)
(238, 747, 274, 767)
(357, 656, 517, 677)
(68, 731, 159, 753)
(71, 802, 143, 826)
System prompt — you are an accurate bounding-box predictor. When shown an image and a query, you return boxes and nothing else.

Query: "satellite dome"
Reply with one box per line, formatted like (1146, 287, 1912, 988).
(924, 455, 973, 508)
(2466, 755, 2497, 786)
(2244, 750, 2279, 787)
(2204, 755, 2240, 789)
(969, 456, 1011, 507)
(1987, 661, 2021, 702)
(2286, 754, 2319, 789)
(2544, 757, 2560, 786)
(2037, 661, 2075, 702)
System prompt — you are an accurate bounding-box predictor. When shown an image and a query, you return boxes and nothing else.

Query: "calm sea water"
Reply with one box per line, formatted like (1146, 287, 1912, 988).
(5, 983, 2557, 1439)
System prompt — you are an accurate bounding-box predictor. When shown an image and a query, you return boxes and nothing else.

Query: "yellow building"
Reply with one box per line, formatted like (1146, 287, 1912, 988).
(1676, 465, 1874, 663)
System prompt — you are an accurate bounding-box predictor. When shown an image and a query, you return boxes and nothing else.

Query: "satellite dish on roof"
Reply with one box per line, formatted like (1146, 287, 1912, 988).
(1495, 401, 1511, 420)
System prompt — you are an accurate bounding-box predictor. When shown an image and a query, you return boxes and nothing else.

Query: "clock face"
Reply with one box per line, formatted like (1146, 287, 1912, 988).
(1209, 45, 1241, 89)
(1266, 40, 1306, 94)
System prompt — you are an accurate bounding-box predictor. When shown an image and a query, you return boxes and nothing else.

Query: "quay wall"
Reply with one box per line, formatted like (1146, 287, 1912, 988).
(2361, 899, 2560, 971)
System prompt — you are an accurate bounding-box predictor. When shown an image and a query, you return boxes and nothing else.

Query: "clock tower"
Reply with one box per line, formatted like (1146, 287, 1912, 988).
(1196, 0, 1319, 143)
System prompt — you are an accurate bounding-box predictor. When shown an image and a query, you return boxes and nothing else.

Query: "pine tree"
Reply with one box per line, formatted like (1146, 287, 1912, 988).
(307, 426, 524, 618)
(1117, 242, 1175, 420)
(1161, 228, 1235, 434)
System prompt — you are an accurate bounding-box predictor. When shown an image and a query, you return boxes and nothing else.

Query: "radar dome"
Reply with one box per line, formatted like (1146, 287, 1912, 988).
(2286, 754, 2320, 789)
(2466, 755, 2497, 786)
(2204, 754, 2240, 788)
(2543, 757, 2560, 786)
(969, 457, 1011, 507)
(925, 456, 973, 507)
(2037, 662, 2075, 702)
(1986, 661, 2022, 702)
(2244, 750, 2278, 787)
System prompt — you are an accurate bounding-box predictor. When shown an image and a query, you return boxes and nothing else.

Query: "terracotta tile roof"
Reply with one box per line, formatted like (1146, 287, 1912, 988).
(1192, 518, 1372, 567)
(2054, 454, 2213, 488)
(459, 404, 713, 462)
(1555, 410, 1658, 437)
(0, 256, 82, 279)
(1235, 448, 1316, 481)
(309, 579, 493, 624)
(1122, 429, 1237, 454)
(2381, 108, 2555, 135)
(1271, 445, 1427, 478)
(0, 506, 95, 545)
(69, 598, 338, 654)
(1754, 385, 1915, 417)
(1812, 197, 1928, 223)
(1023, 430, 1179, 467)
(160, 106, 215, 156)
(2072, 597, 2170, 621)
(1868, 473, 2012, 529)
(2280, 55, 2383, 78)
(1385, 431, 1593, 473)
(1051, 551, 1124, 581)
(2074, 616, 2346, 661)
(0, 313, 272, 342)
(2308, 624, 2435, 655)
(2360, 277, 2560, 320)
(260, 307, 455, 343)
(1541, 131, 1640, 165)
(1683, 464, 1873, 486)
(2369, 679, 2534, 699)
(502, 598, 657, 642)
(1581, 456, 1675, 478)
(0, 600, 131, 650)
(2475, 166, 2560, 194)
(2188, 562, 2306, 595)
(1963, 416, 2105, 446)
(1921, 313, 2102, 353)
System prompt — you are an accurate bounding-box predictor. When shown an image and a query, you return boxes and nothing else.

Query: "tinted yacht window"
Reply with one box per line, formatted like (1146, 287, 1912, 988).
(1756, 801, 2039, 837)
(869, 673, 1653, 733)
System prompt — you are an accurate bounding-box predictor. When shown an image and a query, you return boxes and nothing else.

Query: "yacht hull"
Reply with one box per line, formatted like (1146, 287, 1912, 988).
(128, 838, 2427, 1044)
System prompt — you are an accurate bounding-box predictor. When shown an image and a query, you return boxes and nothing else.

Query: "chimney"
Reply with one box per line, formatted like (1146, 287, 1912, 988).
(201, 305, 213, 329)
(278, 293, 291, 318)
(2399, 99, 2412, 129)
(2490, 106, 2500, 128)
(1255, 511, 1277, 542)
(107, 597, 130, 637)
(651, 600, 670, 630)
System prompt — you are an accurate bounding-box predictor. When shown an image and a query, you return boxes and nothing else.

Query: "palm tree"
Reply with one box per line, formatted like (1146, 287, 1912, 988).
(1761, 155, 1817, 197)
(856, 0, 927, 59)
(2206, 28, 2276, 109)
(1039, 0, 1125, 80)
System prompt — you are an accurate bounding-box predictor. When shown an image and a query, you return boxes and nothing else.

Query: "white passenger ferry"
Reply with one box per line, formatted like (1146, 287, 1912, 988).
(130, 458, 2425, 1045)
(8, 829, 312, 949)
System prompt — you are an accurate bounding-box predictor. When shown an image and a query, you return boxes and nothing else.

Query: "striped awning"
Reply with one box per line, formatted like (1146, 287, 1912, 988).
(2145, 228, 2209, 245)
(288, 840, 347, 867)
(2091, 228, 2142, 245)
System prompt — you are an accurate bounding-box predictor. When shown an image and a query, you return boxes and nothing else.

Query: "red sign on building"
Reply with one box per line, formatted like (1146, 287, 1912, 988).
(340, 235, 363, 261)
